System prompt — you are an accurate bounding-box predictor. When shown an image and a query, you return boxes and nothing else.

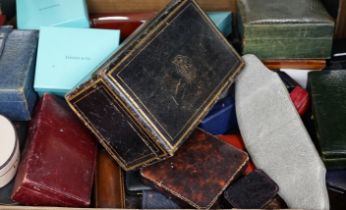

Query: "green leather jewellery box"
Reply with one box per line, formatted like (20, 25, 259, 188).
(308, 70, 346, 169)
(238, 0, 335, 59)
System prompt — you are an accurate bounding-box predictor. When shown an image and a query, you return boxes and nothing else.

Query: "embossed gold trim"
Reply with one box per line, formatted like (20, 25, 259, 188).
(66, 79, 167, 171)
(106, 0, 244, 153)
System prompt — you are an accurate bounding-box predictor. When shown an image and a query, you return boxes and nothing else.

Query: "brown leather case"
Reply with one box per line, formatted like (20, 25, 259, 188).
(95, 149, 125, 208)
(141, 129, 249, 209)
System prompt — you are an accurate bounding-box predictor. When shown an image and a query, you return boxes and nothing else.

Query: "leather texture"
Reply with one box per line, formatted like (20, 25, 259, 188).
(236, 54, 329, 210)
(217, 135, 255, 175)
(238, 0, 334, 59)
(263, 196, 288, 209)
(125, 194, 142, 209)
(95, 149, 125, 208)
(125, 170, 152, 193)
(11, 94, 97, 207)
(66, 0, 243, 171)
(224, 169, 279, 209)
(141, 129, 249, 209)
(142, 190, 181, 209)
(0, 28, 38, 121)
(278, 71, 309, 116)
(199, 95, 238, 135)
(327, 170, 346, 210)
(290, 86, 309, 116)
(91, 12, 157, 41)
(309, 70, 346, 169)
(0, 16, 5, 26)
(327, 169, 346, 192)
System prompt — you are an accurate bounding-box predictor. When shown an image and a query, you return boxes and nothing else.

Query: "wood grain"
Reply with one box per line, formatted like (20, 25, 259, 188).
(263, 59, 326, 71)
(87, 0, 237, 14)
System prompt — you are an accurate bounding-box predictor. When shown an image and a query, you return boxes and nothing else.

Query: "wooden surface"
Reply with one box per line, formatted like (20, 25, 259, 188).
(263, 59, 326, 71)
(87, 0, 237, 13)
(335, 0, 346, 39)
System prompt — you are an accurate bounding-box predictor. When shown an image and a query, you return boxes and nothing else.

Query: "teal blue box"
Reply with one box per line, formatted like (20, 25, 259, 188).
(208, 11, 232, 37)
(34, 27, 120, 96)
(16, 0, 90, 29)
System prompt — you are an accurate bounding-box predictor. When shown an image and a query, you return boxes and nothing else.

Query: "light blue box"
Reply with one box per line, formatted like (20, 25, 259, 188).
(208, 11, 232, 37)
(16, 0, 90, 29)
(34, 27, 120, 96)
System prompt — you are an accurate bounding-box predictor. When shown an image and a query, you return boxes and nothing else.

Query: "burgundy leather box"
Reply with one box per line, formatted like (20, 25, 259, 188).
(278, 71, 309, 116)
(0, 15, 5, 25)
(11, 94, 97, 207)
(90, 12, 155, 41)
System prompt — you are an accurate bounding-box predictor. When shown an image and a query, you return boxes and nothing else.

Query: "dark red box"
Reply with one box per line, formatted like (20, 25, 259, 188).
(11, 94, 97, 207)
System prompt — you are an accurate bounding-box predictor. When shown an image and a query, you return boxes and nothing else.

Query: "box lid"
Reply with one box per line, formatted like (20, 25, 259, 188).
(238, 0, 334, 25)
(16, 0, 90, 29)
(34, 27, 120, 96)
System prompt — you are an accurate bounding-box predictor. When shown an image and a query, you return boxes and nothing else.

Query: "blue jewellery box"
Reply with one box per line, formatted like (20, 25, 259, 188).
(0, 26, 38, 121)
(16, 0, 90, 29)
(34, 27, 120, 96)
(199, 94, 238, 135)
(208, 11, 232, 37)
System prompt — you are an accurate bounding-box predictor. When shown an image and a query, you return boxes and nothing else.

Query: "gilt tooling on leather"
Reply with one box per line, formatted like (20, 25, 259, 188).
(235, 54, 329, 210)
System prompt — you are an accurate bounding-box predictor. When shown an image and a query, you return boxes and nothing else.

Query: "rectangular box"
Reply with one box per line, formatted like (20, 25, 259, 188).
(141, 129, 249, 209)
(16, 0, 89, 29)
(87, 0, 237, 14)
(66, 0, 243, 171)
(91, 11, 232, 41)
(95, 149, 125, 208)
(11, 94, 97, 207)
(0, 27, 38, 121)
(34, 27, 120, 96)
(238, 0, 335, 59)
(309, 70, 346, 169)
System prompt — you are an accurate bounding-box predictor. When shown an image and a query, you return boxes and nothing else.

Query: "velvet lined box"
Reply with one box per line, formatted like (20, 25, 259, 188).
(16, 0, 89, 29)
(0, 27, 38, 121)
(66, 0, 243, 171)
(11, 94, 97, 207)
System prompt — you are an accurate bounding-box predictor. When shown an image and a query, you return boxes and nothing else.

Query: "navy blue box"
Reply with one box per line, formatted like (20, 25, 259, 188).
(0, 27, 38, 121)
(327, 170, 346, 210)
(199, 95, 238, 135)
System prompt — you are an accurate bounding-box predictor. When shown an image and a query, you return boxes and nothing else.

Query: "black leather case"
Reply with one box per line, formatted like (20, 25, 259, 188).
(65, 0, 243, 171)
(224, 169, 279, 209)
(125, 170, 152, 193)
